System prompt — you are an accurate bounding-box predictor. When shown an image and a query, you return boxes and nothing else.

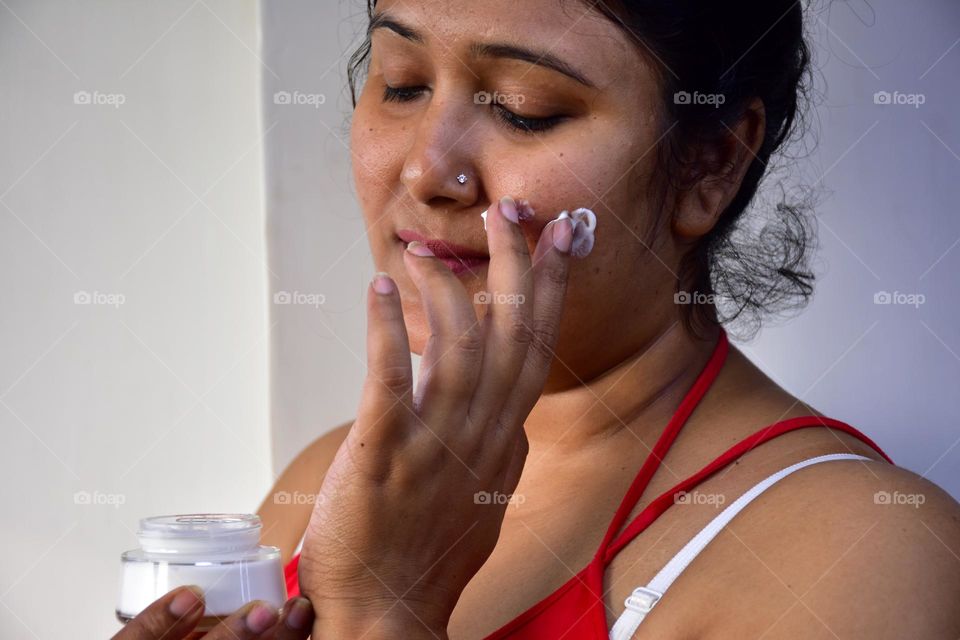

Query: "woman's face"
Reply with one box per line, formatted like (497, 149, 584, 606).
(351, 0, 685, 387)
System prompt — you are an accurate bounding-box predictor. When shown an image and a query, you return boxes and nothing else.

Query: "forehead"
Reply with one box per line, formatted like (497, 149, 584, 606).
(371, 0, 643, 89)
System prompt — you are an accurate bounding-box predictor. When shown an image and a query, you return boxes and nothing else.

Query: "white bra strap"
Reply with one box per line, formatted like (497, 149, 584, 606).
(292, 529, 306, 557)
(609, 453, 873, 640)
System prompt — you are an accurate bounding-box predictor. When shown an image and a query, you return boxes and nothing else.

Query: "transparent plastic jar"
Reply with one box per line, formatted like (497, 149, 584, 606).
(116, 514, 287, 636)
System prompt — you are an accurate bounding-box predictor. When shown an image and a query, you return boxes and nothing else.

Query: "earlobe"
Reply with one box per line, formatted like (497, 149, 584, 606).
(671, 179, 726, 239)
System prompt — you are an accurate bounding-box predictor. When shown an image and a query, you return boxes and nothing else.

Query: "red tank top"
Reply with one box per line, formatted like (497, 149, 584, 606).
(283, 328, 892, 638)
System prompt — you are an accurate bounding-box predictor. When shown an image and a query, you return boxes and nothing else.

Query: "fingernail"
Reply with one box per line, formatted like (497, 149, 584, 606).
(480, 209, 488, 231)
(405, 240, 434, 257)
(245, 603, 278, 634)
(372, 271, 395, 295)
(169, 586, 204, 617)
(284, 597, 313, 630)
(499, 195, 519, 224)
(552, 217, 573, 253)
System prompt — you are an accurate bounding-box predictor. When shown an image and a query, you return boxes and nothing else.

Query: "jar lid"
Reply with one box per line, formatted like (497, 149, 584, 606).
(137, 513, 262, 554)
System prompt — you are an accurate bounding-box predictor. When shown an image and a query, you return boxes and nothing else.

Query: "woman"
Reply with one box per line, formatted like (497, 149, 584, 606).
(115, 0, 960, 638)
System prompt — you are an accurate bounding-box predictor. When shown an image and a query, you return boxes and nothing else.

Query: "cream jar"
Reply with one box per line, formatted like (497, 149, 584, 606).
(116, 514, 287, 633)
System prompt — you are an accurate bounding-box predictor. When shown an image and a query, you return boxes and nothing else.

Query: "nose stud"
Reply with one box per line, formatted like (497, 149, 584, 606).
(456, 173, 468, 185)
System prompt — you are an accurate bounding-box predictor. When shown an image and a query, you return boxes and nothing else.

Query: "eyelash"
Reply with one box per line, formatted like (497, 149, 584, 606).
(381, 85, 564, 134)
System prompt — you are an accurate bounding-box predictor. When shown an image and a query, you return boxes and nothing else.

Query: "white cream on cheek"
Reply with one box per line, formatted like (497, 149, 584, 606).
(555, 207, 597, 258)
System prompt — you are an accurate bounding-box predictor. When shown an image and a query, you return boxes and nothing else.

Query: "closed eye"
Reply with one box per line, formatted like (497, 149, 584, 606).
(381, 85, 566, 134)
(383, 84, 427, 103)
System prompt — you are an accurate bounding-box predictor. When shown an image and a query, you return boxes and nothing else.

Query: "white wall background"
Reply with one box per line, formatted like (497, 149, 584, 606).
(261, 1, 372, 471)
(741, 0, 960, 499)
(261, 0, 960, 499)
(0, 1, 270, 637)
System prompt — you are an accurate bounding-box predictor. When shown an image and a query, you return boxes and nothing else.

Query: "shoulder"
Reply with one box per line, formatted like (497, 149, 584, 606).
(713, 456, 960, 638)
(257, 420, 354, 561)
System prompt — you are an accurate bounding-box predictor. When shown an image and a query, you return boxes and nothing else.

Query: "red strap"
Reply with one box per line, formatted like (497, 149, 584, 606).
(595, 328, 730, 558)
(284, 329, 731, 609)
(284, 551, 301, 598)
(602, 415, 893, 562)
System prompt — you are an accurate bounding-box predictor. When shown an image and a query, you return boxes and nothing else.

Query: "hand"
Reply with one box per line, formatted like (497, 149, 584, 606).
(111, 585, 314, 640)
(299, 196, 574, 638)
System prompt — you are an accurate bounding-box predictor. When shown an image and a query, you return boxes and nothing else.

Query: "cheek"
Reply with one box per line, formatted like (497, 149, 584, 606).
(350, 99, 413, 274)
(499, 142, 650, 256)
(350, 99, 406, 218)
(502, 139, 658, 320)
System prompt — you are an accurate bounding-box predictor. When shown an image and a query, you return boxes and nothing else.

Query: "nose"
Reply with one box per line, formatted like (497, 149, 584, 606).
(400, 98, 480, 209)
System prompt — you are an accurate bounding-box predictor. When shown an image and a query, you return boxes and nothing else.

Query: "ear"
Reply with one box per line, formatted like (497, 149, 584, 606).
(672, 98, 766, 239)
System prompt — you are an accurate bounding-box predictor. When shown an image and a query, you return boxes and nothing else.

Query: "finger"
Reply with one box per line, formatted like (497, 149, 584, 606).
(403, 241, 484, 425)
(204, 601, 279, 640)
(267, 597, 314, 640)
(467, 196, 535, 430)
(354, 272, 414, 447)
(497, 215, 573, 436)
(112, 585, 203, 640)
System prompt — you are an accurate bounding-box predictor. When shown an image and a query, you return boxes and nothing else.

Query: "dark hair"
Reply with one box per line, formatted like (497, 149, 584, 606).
(347, 0, 817, 339)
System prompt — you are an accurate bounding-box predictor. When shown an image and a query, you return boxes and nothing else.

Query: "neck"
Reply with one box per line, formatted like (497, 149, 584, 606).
(524, 322, 722, 452)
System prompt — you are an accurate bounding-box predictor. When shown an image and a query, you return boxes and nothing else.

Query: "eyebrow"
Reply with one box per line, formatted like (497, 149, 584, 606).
(369, 11, 596, 89)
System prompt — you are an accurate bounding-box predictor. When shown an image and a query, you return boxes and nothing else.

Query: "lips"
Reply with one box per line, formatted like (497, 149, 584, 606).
(396, 229, 489, 276)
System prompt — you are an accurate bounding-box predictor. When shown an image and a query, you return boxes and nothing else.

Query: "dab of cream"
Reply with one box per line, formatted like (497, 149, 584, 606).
(555, 207, 597, 258)
(516, 199, 535, 221)
(480, 198, 535, 230)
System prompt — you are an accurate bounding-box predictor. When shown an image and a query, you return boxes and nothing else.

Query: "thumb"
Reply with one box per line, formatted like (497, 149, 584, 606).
(112, 585, 204, 640)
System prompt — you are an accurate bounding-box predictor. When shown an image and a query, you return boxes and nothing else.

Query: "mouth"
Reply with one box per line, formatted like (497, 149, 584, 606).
(396, 229, 490, 276)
